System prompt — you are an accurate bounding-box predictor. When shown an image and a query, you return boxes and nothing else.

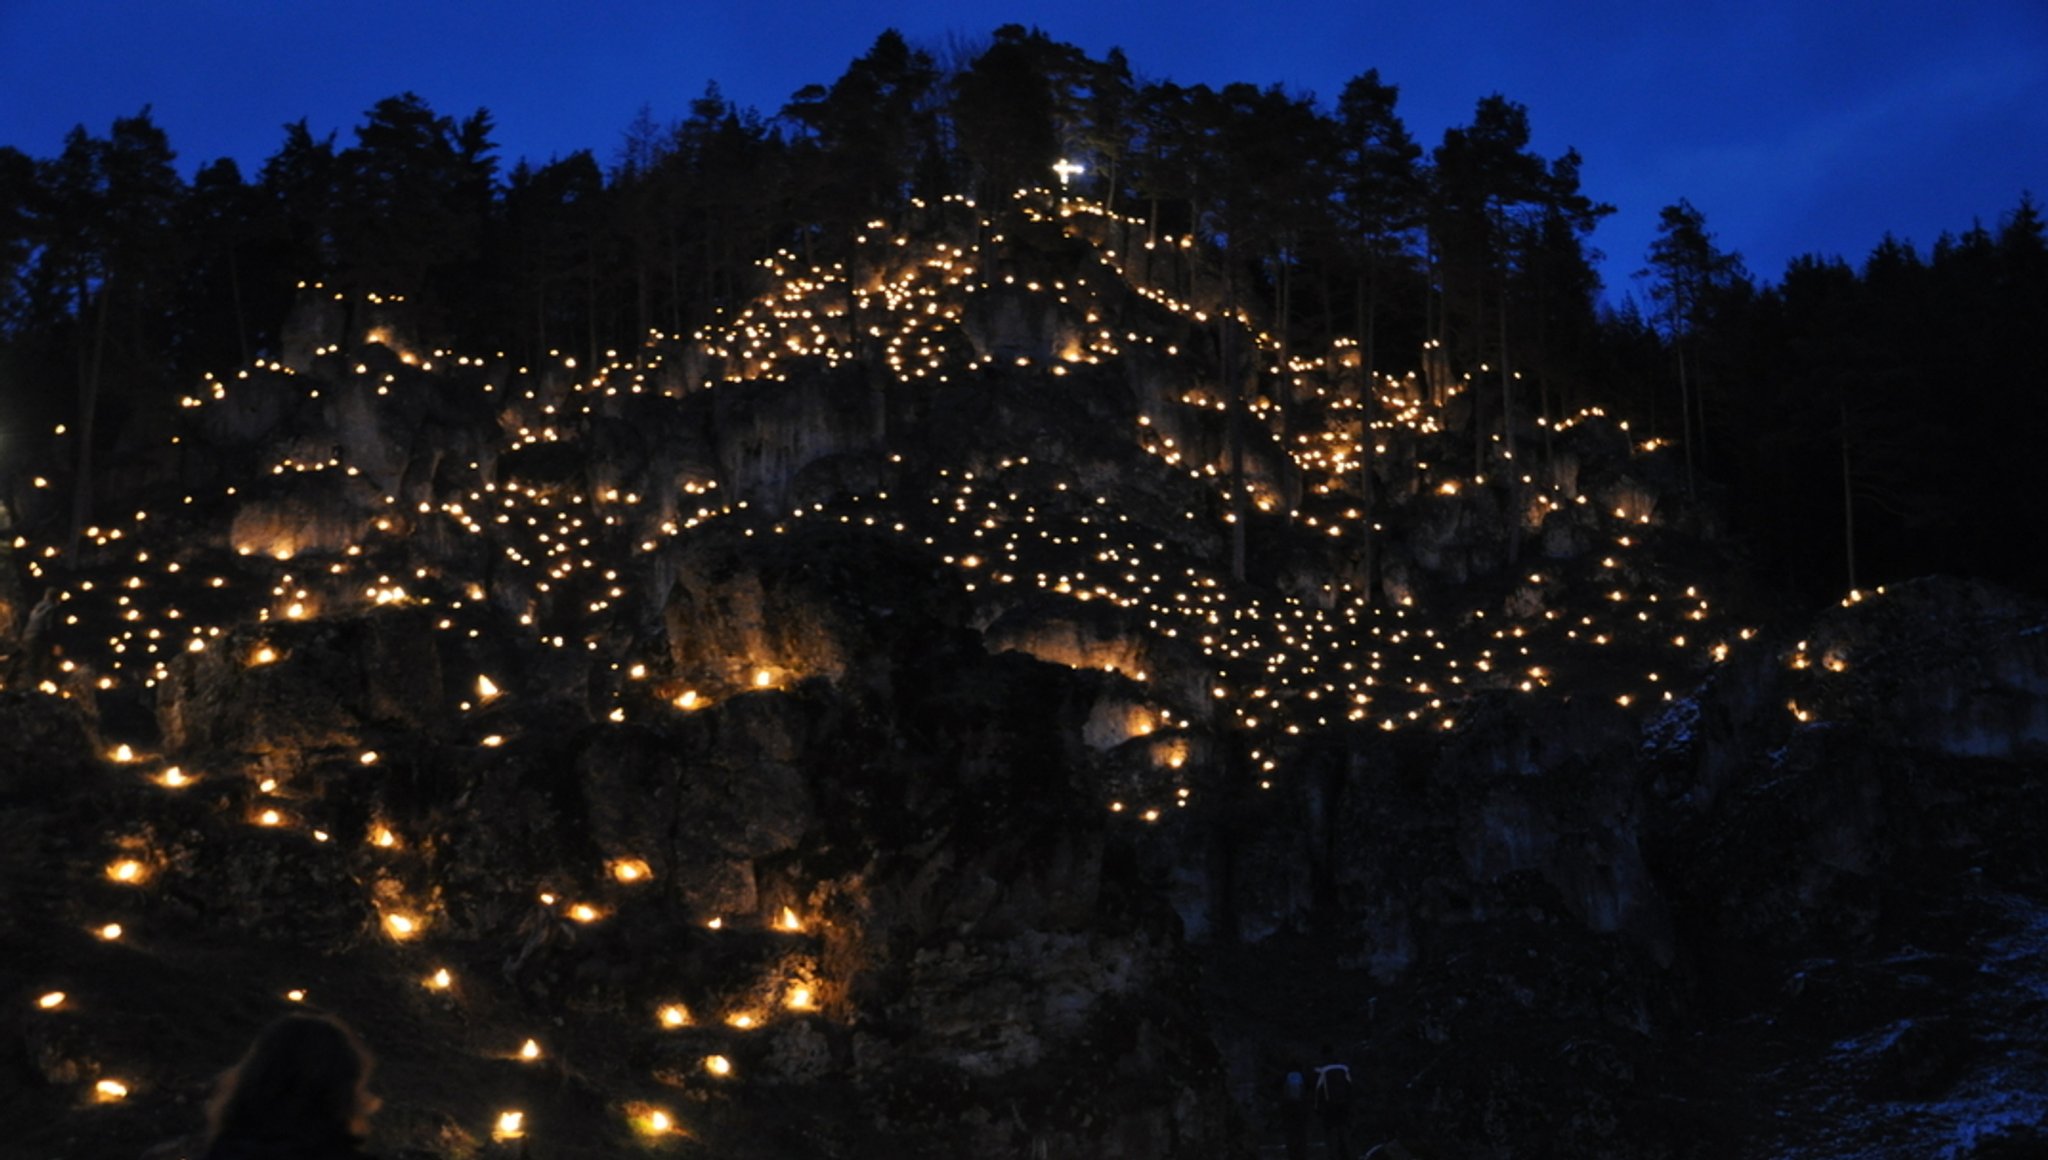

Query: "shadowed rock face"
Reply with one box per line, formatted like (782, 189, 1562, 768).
(1171, 576, 2048, 1160)
(1, 525, 1240, 1158)
(7, 189, 2048, 1160)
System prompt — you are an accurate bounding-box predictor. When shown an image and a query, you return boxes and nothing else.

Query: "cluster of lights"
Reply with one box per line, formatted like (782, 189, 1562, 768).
(13, 177, 1860, 1146)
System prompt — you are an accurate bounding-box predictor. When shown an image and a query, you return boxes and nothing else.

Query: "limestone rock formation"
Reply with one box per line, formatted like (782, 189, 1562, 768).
(5, 191, 2044, 1159)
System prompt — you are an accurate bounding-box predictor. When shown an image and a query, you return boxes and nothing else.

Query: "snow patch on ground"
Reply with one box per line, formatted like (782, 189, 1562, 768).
(1642, 695, 1701, 755)
(1771, 892, 2048, 1158)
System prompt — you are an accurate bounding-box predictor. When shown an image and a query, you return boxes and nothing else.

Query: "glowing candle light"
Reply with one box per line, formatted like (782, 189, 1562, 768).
(658, 1004, 690, 1028)
(107, 859, 145, 884)
(36, 991, 64, 1009)
(94, 1079, 128, 1101)
(477, 675, 500, 701)
(567, 903, 601, 923)
(158, 767, 190, 788)
(384, 912, 420, 940)
(610, 858, 651, 884)
(786, 985, 813, 1010)
(426, 968, 453, 990)
(704, 1055, 732, 1076)
(493, 1111, 526, 1141)
(97, 923, 122, 941)
(518, 1038, 542, 1061)
(286, 989, 307, 1002)
(779, 906, 802, 932)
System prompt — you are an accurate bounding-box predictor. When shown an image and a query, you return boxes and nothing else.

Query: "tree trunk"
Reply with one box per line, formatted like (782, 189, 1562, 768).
(1678, 338, 1696, 498)
(635, 258, 649, 349)
(1274, 245, 1292, 445)
(228, 246, 250, 366)
(1500, 273, 1520, 566)
(69, 285, 112, 562)
(1471, 261, 1487, 477)
(670, 222, 685, 335)
(585, 241, 600, 371)
(1693, 356, 1709, 482)
(1356, 270, 1377, 607)
(1225, 266, 1247, 582)
(1840, 400, 1857, 590)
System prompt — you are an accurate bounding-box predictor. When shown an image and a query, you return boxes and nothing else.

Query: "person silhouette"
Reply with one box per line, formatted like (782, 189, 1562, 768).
(1279, 1057, 1312, 1160)
(1313, 1041, 1355, 1160)
(197, 1013, 383, 1159)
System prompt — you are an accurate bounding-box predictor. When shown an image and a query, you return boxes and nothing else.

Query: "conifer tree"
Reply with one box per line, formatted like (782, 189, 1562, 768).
(1642, 197, 1745, 496)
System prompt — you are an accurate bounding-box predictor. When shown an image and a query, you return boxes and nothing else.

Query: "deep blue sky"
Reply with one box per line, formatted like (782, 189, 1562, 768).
(4, 1, 2044, 298)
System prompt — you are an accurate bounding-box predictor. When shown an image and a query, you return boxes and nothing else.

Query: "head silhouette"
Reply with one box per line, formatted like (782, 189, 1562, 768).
(205, 1013, 378, 1152)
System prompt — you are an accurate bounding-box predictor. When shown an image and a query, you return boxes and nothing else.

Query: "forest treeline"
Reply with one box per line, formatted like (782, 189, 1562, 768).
(0, 25, 2042, 602)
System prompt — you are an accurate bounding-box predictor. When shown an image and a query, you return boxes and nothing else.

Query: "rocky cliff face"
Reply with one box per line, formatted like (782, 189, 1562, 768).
(3, 191, 2044, 1159)
(1174, 575, 2048, 1159)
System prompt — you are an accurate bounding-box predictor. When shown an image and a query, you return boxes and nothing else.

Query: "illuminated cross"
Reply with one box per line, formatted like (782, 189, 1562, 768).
(1052, 158, 1085, 189)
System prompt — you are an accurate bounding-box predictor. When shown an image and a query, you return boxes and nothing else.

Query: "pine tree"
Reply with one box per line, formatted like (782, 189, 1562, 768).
(1641, 198, 1746, 496)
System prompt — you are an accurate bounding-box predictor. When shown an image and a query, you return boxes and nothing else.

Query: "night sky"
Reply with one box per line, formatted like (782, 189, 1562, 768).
(4, 0, 2044, 297)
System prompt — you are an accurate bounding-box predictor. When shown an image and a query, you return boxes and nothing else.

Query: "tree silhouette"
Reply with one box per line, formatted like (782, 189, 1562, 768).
(1, 31, 2044, 607)
(35, 109, 184, 554)
(1641, 198, 1746, 495)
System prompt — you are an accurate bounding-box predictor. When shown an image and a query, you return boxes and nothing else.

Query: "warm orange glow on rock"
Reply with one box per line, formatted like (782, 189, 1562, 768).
(634, 1106, 677, 1135)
